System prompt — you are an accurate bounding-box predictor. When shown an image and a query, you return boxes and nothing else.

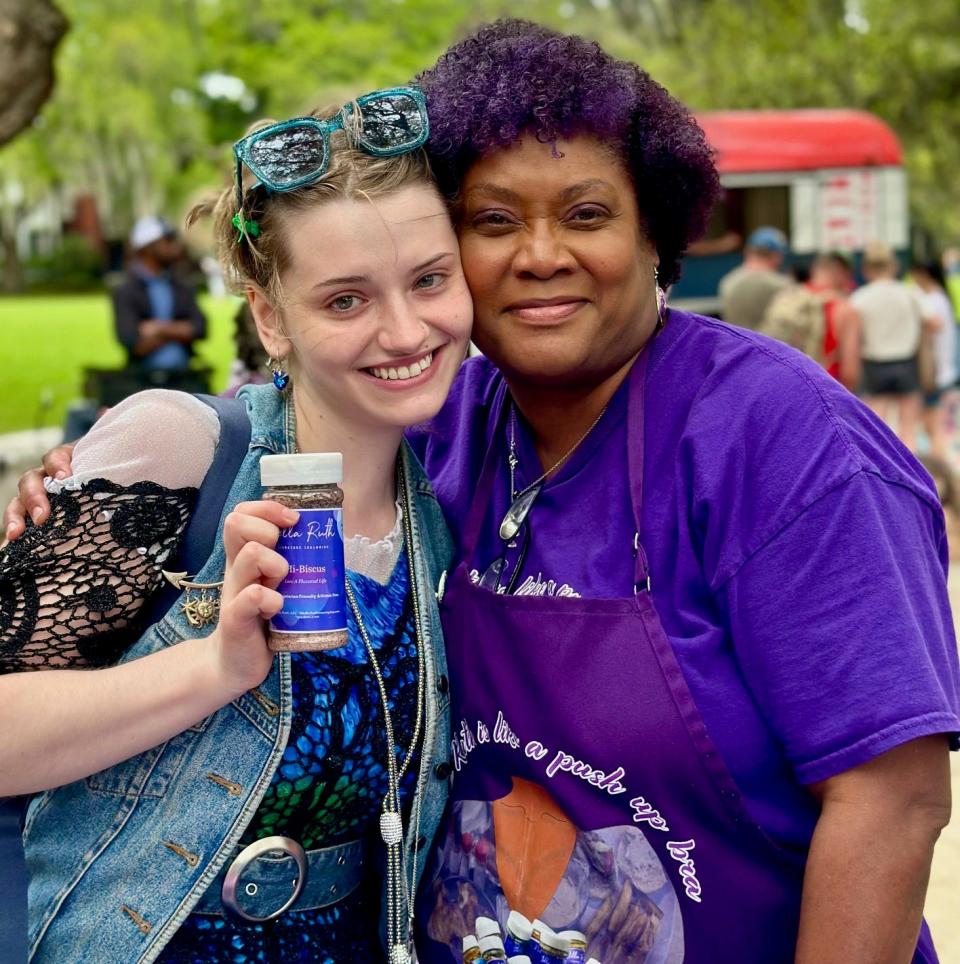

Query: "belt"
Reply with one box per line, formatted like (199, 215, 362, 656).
(193, 836, 365, 922)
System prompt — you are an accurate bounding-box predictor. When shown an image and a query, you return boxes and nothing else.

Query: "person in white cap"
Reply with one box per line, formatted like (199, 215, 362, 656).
(112, 215, 207, 372)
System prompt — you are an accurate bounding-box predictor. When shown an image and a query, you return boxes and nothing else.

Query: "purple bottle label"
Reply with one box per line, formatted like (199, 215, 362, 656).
(271, 507, 347, 634)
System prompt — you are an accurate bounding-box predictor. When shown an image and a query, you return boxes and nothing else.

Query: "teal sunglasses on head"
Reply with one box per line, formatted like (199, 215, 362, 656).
(232, 86, 429, 234)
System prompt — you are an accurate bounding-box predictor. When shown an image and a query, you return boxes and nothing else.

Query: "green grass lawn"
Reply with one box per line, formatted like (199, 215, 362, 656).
(0, 293, 240, 436)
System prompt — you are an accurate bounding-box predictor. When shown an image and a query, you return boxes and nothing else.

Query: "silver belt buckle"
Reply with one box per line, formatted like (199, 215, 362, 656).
(221, 835, 308, 922)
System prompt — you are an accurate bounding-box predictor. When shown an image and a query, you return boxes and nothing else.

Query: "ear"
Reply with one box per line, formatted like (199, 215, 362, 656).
(247, 285, 289, 360)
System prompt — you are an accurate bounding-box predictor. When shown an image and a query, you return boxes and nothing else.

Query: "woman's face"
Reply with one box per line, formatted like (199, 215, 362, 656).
(457, 134, 660, 392)
(251, 183, 472, 434)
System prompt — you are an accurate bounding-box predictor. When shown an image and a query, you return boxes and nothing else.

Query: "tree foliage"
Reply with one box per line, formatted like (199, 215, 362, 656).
(525, 0, 960, 241)
(1, 0, 958, 253)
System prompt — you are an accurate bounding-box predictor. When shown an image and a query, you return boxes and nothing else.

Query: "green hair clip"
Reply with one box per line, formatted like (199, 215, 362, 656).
(231, 211, 260, 244)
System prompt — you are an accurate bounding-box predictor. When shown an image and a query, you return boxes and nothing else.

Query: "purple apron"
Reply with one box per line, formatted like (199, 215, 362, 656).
(416, 353, 811, 963)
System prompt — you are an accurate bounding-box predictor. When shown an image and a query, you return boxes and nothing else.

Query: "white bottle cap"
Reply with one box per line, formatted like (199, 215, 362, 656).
(531, 919, 547, 938)
(558, 930, 587, 948)
(506, 910, 532, 941)
(478, 935, 506, 954)
(507, 958, 532, 964)
(586, 959, 602, 964)
(539, 930, 570, 954)
(260, 452, 342, 487)
(475, 916, 502, 940)
(463, 935, 480, 953)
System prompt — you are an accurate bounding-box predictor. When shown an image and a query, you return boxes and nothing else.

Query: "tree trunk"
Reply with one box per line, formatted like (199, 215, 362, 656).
(0, 222, 23, 293)
(0, 0, 69, 147)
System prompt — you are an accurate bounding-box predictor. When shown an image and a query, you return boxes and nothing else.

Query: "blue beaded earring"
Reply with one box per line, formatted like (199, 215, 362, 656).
(271, 357, 290, 392)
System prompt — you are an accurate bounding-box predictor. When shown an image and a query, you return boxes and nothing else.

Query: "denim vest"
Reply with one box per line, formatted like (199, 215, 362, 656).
(23, 385, 453, 963)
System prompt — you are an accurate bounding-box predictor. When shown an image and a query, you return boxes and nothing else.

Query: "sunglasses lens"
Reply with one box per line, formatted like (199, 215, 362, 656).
(358, 92, 425, 151)
(248, 123, 326, 188)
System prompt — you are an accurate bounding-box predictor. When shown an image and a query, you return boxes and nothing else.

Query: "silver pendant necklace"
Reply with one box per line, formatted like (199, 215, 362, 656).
(501, 401, 609, 540)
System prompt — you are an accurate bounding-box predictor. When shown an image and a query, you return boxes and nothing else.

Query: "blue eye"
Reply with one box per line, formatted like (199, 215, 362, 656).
(415, 272, 444, 290)
(330, 295, 362, 312)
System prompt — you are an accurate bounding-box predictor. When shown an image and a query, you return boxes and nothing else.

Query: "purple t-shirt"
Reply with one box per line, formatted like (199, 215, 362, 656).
(409, 310, 960, 850)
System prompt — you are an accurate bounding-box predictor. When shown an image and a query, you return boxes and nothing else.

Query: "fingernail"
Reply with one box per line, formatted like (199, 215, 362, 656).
(6, 523, 15, 538)
(55, 470, 67, 480)
(31, 508, 43, 523)
(283, 508, 299, 523)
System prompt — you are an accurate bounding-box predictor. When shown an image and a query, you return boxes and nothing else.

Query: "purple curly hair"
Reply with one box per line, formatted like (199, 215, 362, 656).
(416, 19, 719, 286)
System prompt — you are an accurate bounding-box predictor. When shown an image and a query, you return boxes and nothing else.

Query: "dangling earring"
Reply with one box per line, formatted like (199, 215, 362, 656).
(270, 357, 290, 392)
(654, 266, 666, 330)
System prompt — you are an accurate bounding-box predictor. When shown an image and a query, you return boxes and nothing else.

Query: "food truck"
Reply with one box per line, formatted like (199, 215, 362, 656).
(670, 109, 908, 315)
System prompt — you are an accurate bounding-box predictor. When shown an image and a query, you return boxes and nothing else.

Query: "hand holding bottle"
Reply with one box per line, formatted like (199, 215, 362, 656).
(207, 500, 295, 698)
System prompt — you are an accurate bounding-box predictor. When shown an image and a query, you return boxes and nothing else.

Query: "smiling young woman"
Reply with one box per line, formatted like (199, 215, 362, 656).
(0, 91, 470, 964)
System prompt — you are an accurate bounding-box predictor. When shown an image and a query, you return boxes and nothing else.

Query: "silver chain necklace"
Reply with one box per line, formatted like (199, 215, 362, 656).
(500, 401, 609, 541)
(344, 456, 426, 964)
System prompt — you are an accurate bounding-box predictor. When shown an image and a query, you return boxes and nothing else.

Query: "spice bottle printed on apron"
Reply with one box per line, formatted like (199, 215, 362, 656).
(557, 931, 587, 964)
(504, 911, 534, 957)
(532, 929, 570, 963)
(478, 934, 507, 962)
(462, 935, 482, 963)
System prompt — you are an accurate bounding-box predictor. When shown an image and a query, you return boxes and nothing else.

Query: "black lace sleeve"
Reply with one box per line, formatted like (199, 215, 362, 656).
(0, 479, 197, 673)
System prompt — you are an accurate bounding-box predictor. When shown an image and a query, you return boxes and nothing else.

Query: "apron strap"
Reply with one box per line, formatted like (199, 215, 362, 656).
(627, 349, 652, 592)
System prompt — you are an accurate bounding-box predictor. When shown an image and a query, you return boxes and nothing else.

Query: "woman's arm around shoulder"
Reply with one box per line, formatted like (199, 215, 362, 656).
(0, 499, 295, 795)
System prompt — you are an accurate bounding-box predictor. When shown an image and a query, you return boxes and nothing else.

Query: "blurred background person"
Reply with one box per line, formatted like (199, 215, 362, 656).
(756, 251, 861, 392)
(718, 226, 790, 328)
(810, 252, 862, 391)
(112, 216, 207, 374)
(851, 241, 935, 451)
(910, 258, 958, 460)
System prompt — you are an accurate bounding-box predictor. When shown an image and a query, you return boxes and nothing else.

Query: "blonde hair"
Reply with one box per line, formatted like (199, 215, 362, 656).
(188, 106, 440, 309)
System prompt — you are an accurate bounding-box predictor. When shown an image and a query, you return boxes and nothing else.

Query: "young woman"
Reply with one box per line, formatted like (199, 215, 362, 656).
(0, 88, 471, 963)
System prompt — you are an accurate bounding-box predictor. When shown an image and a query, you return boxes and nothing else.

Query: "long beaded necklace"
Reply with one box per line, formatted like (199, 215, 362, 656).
(289, 398, 425, 963)
(344, 455, 426, 964)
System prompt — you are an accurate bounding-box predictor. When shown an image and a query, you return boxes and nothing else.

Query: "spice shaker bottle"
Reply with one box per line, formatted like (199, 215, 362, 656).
(260, 452, 348, 652)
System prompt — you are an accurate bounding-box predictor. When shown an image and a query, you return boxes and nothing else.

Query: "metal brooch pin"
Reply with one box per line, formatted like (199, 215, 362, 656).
(162, 570, 224, 628)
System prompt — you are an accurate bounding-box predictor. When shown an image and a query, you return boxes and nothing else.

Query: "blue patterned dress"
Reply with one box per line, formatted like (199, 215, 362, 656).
(158, 546, 420, 964)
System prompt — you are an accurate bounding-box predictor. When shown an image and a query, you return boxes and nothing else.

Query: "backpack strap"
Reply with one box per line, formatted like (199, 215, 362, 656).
(141, 394, 251, 626)
(181, 395, 252, 573)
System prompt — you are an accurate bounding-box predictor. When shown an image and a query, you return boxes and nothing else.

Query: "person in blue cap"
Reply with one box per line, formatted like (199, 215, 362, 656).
(718, 226, 790, 330)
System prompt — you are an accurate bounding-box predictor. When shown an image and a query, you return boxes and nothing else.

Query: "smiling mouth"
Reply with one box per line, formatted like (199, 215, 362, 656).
(366, 349, 436, 382)
(507, 299, 587, 322)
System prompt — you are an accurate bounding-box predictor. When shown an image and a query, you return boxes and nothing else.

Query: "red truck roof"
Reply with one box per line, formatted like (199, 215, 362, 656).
(695, 109, 902, 173)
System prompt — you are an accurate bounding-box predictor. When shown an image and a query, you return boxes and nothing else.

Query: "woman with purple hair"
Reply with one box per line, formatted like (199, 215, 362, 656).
(404, 20, 957, 964)
(6, 19, 958, 964)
